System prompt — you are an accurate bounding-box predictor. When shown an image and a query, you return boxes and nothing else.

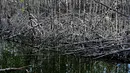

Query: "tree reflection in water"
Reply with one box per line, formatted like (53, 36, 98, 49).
(128, 64, 130, 73)
(0, 41, 130, 73)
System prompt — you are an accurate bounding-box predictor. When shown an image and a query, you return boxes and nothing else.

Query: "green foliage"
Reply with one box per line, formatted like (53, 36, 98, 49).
(0, 41, 25, 68)
(0, 49, 25, 68)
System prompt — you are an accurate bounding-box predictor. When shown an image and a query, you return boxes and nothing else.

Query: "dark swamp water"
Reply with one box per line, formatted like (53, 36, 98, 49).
(0, 41, 130, 73)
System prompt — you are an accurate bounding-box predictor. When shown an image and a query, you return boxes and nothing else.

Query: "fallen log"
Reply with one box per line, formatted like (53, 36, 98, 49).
(94, 47, 130, 59)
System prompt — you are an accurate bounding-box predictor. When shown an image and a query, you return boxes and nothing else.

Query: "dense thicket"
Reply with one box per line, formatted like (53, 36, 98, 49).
(0, 0, 130, 59)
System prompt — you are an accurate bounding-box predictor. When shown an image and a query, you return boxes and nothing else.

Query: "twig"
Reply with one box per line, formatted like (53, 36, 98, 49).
(0, 65, 30, 72)
(94, 0, 129, 17)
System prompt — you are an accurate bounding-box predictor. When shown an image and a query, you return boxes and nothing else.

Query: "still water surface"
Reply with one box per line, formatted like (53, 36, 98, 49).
(0, 41, 130, 73)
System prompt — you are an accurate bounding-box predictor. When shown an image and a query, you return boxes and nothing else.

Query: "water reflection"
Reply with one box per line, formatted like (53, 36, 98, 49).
(0, 41, 130, 73)
(128, 64, 130, 73)
(103, 67, 106, 73)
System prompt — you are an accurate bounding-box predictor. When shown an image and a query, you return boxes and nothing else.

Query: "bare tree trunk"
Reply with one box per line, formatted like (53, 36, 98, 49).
(0, 0, 2, 24)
